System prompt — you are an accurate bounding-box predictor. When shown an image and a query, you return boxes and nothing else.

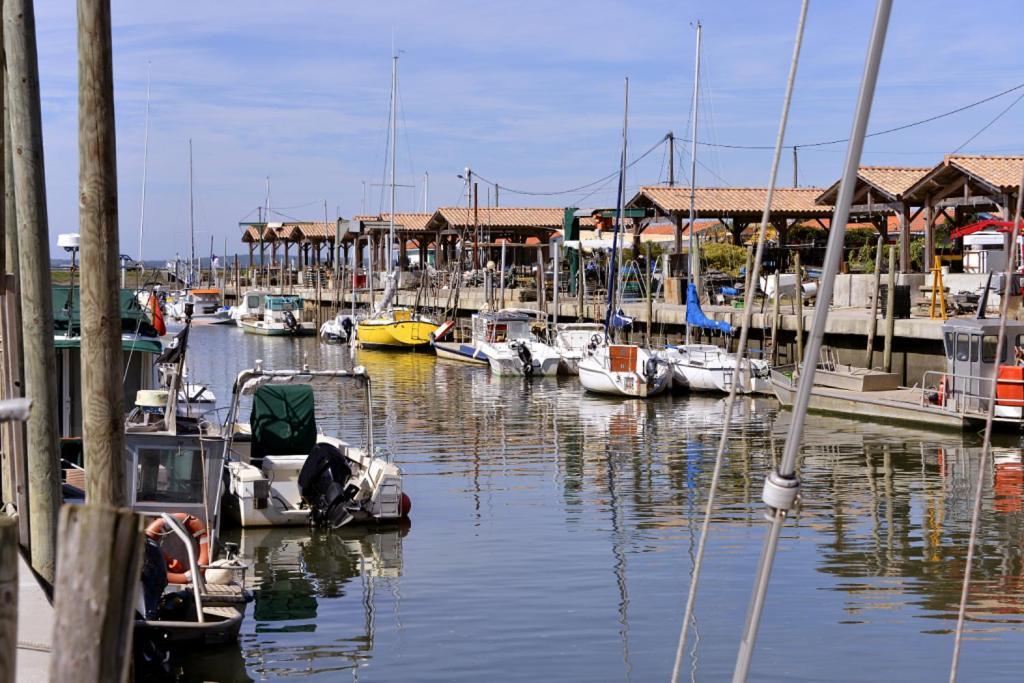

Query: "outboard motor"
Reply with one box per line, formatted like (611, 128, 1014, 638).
(644, 356, 660, 386)
(298, 442, 358, 528)
(340, 316, 354, 342)
(284, 310, 299, 333)
(140, 538, 169, 619)
(512, 340, 534, 376)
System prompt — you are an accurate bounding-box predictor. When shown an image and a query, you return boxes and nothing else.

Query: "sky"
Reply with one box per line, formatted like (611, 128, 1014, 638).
(33, 1, 1024, 259)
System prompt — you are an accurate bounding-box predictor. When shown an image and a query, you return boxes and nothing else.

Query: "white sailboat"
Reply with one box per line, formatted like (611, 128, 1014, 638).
(660, 23, 770, 395)
(577, 78, 672, 398)
(552, 322, 605, 375)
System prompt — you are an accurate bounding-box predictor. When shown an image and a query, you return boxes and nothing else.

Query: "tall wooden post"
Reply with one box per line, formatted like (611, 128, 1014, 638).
(78, 0, 125, 505)
(864, 235, 884, 368)
(645, 241, 653, 347)
(6, 0, 61, 582)
(883, 244, 897, 373)
(49, 504, 144, 683)
(770, 271, 781, 366)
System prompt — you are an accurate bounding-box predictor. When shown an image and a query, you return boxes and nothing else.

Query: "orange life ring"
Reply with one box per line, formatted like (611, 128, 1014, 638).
(937, 373, 947, 407)
(145, 513, 210, 585)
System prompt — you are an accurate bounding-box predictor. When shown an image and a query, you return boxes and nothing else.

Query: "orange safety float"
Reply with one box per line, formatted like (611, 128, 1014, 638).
(145, 512, 210, 585)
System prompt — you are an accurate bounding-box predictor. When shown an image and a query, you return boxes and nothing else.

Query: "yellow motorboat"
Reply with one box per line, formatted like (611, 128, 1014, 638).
(356, 308, 436, 348)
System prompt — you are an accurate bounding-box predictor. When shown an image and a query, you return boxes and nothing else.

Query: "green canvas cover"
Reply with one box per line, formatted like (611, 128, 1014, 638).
(52, 286, 160, 339)
(250, 384, 317, 457)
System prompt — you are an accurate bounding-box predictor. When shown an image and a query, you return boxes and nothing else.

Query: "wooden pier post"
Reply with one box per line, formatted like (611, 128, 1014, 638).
(499, 240, 506, 310)
(0, 517, 16, 683)
(577, 254, 584, 321)
(883, 244, 897, 373)
(770, 271, 781, 366)
(553, 246, 560, 328)
(863, 235, 884, 369)
(78, 0, 126, 506)
(6, 0, 61, 582)
(48, 504, 143, 683)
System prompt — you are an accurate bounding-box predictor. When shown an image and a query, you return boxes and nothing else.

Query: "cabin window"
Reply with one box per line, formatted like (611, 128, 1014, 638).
(982, 335, 1001, 362)
(136, 447, 204, 504)
(943, 332, 954, 359)
(954, 333, 971, 362)
(246, 295, 260, 308)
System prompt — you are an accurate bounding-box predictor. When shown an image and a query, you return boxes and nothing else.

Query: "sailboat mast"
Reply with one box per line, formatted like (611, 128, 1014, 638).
(604, 77, 629, 340)
(137, 62, 151, 263)
(389, 54, 398, 274)
(188, 138, 195, 287)
(686, 21, 702, 345)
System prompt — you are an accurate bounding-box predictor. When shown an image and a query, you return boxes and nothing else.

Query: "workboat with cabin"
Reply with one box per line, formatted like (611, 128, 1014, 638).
(239, 294, 316, 336)
(770, 317, 1024, 430)
(166, 288, 224, 322)
(222, 363, 409, 528)
(228, 289, 267, 327)
(552, 322, 605, 375)
(579, 342, 672, 397)
(473, 309, 560, 377)
(320, 313, 357, 344)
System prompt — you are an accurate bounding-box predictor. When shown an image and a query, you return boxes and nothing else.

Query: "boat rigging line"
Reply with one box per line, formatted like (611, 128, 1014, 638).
(669, 2, 809, 680)
(732, 2, 892, 680)
(948, 165, 1024, 683)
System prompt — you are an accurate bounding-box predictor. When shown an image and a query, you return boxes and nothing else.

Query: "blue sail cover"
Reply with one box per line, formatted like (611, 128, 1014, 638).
(686, 284, 732, 334)
(610, 309, 634, 329)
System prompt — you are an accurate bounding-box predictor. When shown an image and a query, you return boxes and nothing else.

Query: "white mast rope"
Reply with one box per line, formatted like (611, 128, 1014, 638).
(669, 2, 809, 681)
(949, 166, 1024, 683)
(732, 2, 892, 681)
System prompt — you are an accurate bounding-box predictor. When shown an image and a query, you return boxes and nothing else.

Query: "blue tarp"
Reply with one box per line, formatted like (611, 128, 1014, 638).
(686, 284, 732, 334)
(610, 310, 634, 329)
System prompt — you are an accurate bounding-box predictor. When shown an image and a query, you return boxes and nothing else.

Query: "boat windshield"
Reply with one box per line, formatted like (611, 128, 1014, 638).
(265, 296, 302, 311)
(135, 446, 205, 504)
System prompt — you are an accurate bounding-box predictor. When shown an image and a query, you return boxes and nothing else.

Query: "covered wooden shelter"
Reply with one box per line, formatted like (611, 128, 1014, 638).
(627, 185, 833, 252)
(239, 220, 351, 270)
(354, 212, 434, 270)
(425, 207, 565, 268)
(901, 155, 1024, 270)
(815, 166, 930, 272)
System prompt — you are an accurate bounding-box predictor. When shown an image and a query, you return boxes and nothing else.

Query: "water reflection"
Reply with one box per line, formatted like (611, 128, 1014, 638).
(181, 325, 1024, 681)
(222, 524, 408, 678)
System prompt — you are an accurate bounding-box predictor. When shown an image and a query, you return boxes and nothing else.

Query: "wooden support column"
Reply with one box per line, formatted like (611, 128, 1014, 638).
(49, 504, 144, 683)
(399, 234, 407, 270)
(435, 231, 444, 268)
(732, 221, 747, 246)
(673, 213, 683, 262)
(773, 219, 789, 249)
(6, 0, 61, 582)
(924, 196, 934, 274)
(899, 202, 911, 273)
(78, 0, 126, 505)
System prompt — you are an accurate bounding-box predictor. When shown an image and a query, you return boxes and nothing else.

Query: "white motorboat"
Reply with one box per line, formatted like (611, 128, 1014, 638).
(472, 309, 560, 377)
(320, 313, 357, 344)
(239, 294, 316, 336)
(229, 289, 267, 327)
(578, 343, 672, 397)
(166, 288, 224, 322)
(222, 364, 409, 528)
(662, 343, 771, 394)
(552, 322, 605, 375)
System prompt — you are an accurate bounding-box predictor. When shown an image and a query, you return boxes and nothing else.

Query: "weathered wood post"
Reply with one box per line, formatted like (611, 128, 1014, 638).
(577, 252, 584, 321)
(794, 250, 804, 366)
(0, 517, 16, 683)
(48, 504, 144, 683)
(536, 245, 545, 312)
(883, 244, 897, 373)
(863, 234, 884, 368)
(78, 0, 126, 505)
(6, 0, 61, 582)
(770, 271, 782, 366)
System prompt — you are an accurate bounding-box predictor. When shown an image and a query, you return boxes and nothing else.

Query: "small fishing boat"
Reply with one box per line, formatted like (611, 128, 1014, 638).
(239, 294, 316, 336)
(472, 309, 560, 377)
(431, 318, 492, 366)
(320, 313, 357, 344)
(552, 322, 605, 375)
(228, 289, 268, 327)
(771, 317, 1024, 430)
(357, 307, 436, 348)
(579, 342, 672, 397)
(222, 363, 409, 528)
(167, 288, 223, 322)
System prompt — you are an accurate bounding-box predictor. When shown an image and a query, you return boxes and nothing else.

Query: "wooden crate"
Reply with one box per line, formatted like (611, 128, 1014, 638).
(609, 345, 637, 373)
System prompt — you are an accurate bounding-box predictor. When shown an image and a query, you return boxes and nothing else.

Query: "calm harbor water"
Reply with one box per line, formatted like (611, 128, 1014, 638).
(178, 322, 1024, 682)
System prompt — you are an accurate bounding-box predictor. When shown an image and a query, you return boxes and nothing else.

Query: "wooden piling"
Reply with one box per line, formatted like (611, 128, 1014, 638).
(78, 0, 126, 506)
(48, 504, 144, 683)
(645, 241, 653, 346)
(770, 271, 781, 366)
(794, 250, 804, 366)
(883, 244, 897, 373)
(6, 0, 62, 582)
(863, 235, 884, 369)
(577, 255, 584, 321)
(0, 518, 16, 683)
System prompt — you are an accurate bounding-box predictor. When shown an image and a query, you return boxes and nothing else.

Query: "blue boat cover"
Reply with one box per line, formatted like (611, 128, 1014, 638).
(610, 309, 634, 329)
(686, 284, 732, 334)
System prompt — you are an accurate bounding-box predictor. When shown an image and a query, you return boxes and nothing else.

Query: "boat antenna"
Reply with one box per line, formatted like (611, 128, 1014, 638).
(188, 138, 195, 288)
(604, 77, 629, 342)
(138, 61, 151, 264)
(389, 52, 398, 275)
(733, 3, 893, 679)
(685, 21, 701, 346)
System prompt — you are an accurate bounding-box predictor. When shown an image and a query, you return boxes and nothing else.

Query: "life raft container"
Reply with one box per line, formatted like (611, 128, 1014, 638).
(144, 513, 210, 585)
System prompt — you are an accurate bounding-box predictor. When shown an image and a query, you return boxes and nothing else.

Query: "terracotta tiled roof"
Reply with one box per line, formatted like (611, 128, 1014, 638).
(630, 186, 831, 216)
(379, 212, 434, 231)
(433, 206, 567, 229)
(816, 166, 930, 205)
(904, 155, 1024, 202)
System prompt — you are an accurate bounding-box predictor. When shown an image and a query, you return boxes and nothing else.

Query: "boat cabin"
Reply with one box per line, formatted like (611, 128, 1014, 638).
(471, 310, 538, 345)
(942, 317, 1024, 406)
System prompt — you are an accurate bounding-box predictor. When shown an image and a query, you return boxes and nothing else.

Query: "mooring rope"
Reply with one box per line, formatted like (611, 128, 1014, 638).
(669, 3, 810, 682)
(732, 2, 893, 680)
(948, 167, 1024, 682)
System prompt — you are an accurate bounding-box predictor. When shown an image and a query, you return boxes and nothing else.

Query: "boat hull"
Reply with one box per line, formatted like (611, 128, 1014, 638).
(433, 341, 490, 365)
(357, 319, 435, 348)
(578, 355, 672, 398)
(240, 321, 316, 336)
(488, 354, 560, 377)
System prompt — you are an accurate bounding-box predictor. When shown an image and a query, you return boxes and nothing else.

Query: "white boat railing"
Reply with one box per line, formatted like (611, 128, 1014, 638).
(920, 369, 1024, 419)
